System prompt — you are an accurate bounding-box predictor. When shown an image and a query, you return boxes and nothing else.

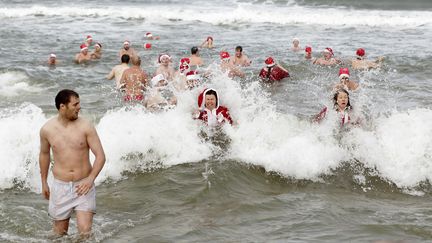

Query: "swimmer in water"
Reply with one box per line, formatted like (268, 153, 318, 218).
(291, 38, 301, 52)
(314, 88, 361, 127)
(201, 36, 214, 49)
(146, 74, 177, 111)
(305, 46, 314, 61)
(220, 51, 245, 78)
(145, 32, 160, 40)
(351, 48, 385, 70)
(333, 68, 359, 91)
(189, 46, 204, 67)
(229, 46, 251, 67)
(155, 53, 175, 82)
(120, 57, 148, 102)
(313, 47, 341, 66)
(75, 44, 92, 64)
(85, 35, 93, 47)
(194, 88, 233, 127)
(259, 57, 290, 82)
(107, 54, 130, 89)
(118, 40, 138, 63)
(48, 53, 58, 65)
(91, 43, 102, 59)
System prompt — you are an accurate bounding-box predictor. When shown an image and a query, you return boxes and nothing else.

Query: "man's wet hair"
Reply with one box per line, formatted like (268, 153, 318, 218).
(132, 56, 141, 66)
(55, 89, 79, 110)
(191, 46, 199, 55)
(121, 54, 130, 64)
(236, 46, 242, 52)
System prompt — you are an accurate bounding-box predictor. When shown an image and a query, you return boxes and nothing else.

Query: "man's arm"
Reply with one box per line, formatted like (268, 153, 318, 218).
(75, 123, 106, 196)
(106, 67, 115, 80)
(39, 127, 51, 200)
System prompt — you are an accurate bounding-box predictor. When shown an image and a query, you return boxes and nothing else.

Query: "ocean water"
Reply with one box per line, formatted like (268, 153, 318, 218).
(1, 0, 432, 242)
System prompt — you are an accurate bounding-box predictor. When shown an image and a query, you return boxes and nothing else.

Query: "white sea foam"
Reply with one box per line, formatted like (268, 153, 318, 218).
(0, 4, 430, 28)
(0, 72, 42, 97)
(0, 70, 431, 192)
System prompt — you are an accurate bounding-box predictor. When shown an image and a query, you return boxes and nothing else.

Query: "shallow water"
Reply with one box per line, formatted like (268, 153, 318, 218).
(0, 0, 432, 242)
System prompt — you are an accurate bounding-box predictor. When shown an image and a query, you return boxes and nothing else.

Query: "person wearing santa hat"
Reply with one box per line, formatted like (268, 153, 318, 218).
(75, 44, 92, 64)
(259, 57, 290, 82)
(304, 46, 314, 61)
(351, 48, 385, 70)
(91, 42, 103, 59)
(155, 53, 175, 82)
(85, 35, 93, 47)
(120, 56, 148, 102)
(201, 36, 214, 49)
(47, 53, 58, 65)
(220, 51, 245, 78)
(334, 68, 359, 91)
(145, 32, 160, 40)
(313, 88, 362, 127)
(194, 88, 233, 127)
(146, 74, 177, 111)
(313, 47, 341, 66)
(291, 37, 301, 52)
(118, 40, 138, 63)
(184, 70, 202, 90)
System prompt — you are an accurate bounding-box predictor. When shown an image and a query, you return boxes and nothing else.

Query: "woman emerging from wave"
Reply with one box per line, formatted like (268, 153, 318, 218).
(314, 88, 362, 127)
(194, 88, 233, 127)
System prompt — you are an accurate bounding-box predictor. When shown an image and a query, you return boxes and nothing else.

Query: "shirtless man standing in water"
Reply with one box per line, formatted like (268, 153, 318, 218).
(120, 57, 148, 101)
(39, 89, 105, 238)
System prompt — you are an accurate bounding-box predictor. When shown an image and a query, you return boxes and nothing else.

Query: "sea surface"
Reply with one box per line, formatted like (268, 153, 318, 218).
(1, 0, 432, 242)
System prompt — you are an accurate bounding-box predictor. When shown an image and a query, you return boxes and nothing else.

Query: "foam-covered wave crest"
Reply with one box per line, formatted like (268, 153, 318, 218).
(0, 5, 430, 27)
(0, 71, 42, 97)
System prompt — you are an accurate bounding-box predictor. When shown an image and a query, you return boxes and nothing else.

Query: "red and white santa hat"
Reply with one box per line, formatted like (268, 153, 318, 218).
(151, 74, 165, 87)
(197, 88, 219, 110)
(123, 40, 130, 45)
(86, 35, 92, 41)
(323, 47, 334, 56)
(220, 51, 230, 60)
(50, 53, 56, 58)
(146, 32, 153, 38)
(95, 42, 102, 48)
(339, 68, 350, 79)
(158, 53, 171, 63)
(186, 70, 200, 81)
(305, 46, 312, 53)
(144, 43, 152, 49)
(179, 58, 190, 72)
(80, 44, 88, 51)
(356, 48, 365, 57)
(265, 57, 276, 67)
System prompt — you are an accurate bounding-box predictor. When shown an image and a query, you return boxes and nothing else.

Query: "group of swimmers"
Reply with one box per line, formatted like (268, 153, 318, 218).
(47, 35, 384, 127)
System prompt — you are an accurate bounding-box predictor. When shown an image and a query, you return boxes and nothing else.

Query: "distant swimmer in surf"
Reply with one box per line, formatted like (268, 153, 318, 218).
(201, 36, 214, 49)
(145, 32, 160, 40)
(118, 40, 138, 63)
(313, 88, 361, 127)
(48, 53, 58, 65)
(333, 68, 359, 91)
(194, 88, 233, 127)
(120, 56, 148, 102)
(220, 51, 245, 78)
(305, 46, 314, 61)
(75, 44, 92, 64)
(90, 42, 102, 59)
(291, 37, 301, 52)
(84, 35, 93, 47)
(259, 57, 290, 82)
(189, 46, 204, 67)
(229, 46, 251, 67)
(313, 47, 341, 66)
(146, 74, 177, 111)
(351, 48, 385, 70)
(155, 53, 175, 82)
(107, 54, 130, 89)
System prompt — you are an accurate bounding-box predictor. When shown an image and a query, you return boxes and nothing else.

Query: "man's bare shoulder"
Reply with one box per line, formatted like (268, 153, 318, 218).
(40, 117, 58, 133)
